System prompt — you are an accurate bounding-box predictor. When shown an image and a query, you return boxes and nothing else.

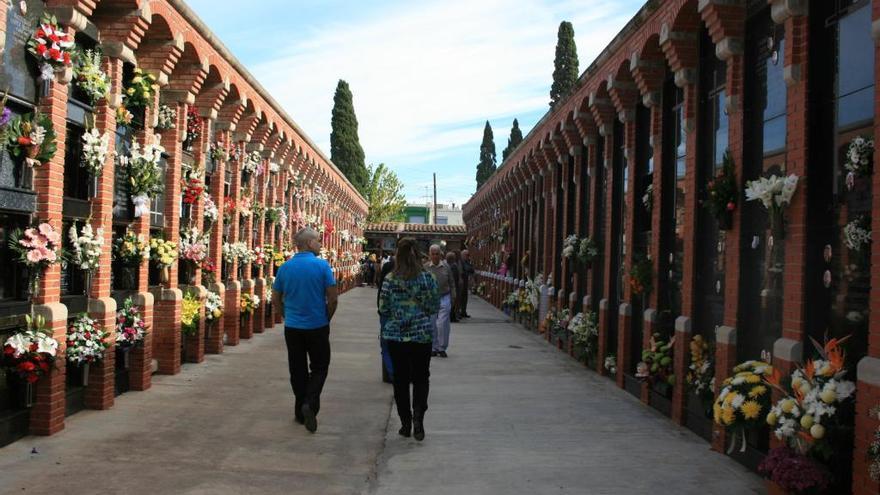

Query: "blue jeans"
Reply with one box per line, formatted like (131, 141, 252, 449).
(380, 316, 394, 379)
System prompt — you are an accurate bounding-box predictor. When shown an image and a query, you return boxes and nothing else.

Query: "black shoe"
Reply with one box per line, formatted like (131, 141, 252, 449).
(439, 351, 448, 358)
(413, 417, 425, 441)
(398, 419, 412, 438)
(301, 404, 317, 433)
(431, 351, 439, 357)
(462, 314, 471, 318)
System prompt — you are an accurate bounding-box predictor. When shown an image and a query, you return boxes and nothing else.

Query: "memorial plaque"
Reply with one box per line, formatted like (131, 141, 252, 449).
(0, 0, 44, 103)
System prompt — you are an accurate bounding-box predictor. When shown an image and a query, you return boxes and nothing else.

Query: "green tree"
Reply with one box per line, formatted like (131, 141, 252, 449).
(330, 79, 369, 194)
(365, 163, 407, 223)
(549, 21, 579, 107)
(475, 121, 496, 189)
(501, 118, 523, 162)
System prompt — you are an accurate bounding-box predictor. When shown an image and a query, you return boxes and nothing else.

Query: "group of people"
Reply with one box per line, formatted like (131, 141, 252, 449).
(272, 228, 473, 442)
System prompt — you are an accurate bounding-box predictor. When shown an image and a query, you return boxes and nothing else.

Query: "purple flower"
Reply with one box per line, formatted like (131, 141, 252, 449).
(758, 447, 830, 493)
(0, 107, 12, 127)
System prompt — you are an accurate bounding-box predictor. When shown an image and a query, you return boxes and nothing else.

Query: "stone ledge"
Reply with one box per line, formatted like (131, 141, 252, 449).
(675, 316, 691, 334)
(858, 356, 880, 387)
(773, 337, 802, 363)
(716, 325, 736, 345)
(619, 302, 631, 317)
(33, 302, 67, 323)
(88, 297, 117, 315)
(644, 308, 657, 323)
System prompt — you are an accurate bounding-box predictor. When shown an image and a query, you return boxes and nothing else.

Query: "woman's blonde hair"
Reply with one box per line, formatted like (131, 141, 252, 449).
(393, 237, 423, 280)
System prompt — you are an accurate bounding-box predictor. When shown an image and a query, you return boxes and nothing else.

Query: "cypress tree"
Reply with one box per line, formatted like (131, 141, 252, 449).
(549, 21, 579, 107)
(475, 121, 496, 189)
(330, 79, 369, 194)
(502, 119, 523, 162)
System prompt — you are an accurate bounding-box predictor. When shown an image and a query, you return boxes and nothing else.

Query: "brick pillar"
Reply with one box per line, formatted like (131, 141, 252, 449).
(205, 128, 228, 354)
(617, 303, 632, 387)
(711, 325, 737, 453)
(597, 298, 609, 377)
(641, 309, 656, 405)
(672, 316, 692, 425)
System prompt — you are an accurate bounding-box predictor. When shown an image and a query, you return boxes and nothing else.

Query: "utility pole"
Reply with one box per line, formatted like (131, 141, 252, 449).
(433, 173, 437, 225)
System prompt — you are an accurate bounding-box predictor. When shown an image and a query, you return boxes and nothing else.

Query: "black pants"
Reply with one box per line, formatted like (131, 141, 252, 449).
(284, 326, 330, 418)
(460, 281, 469, 315)
(387, 340, 432, 422)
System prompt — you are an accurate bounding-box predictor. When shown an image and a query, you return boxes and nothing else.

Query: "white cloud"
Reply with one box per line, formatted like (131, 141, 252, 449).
(247, 0, 642, 204)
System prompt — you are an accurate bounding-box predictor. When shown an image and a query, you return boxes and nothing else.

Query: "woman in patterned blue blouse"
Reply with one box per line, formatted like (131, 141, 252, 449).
(378, 237, 440, 441)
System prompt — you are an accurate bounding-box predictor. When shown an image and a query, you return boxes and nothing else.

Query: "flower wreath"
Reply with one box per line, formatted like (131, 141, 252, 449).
(27, 14, 74, 82)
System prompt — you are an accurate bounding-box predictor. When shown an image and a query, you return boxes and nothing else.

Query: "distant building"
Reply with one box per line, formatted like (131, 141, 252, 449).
(364, 223, 467, 256)
(401, 203, 464, 225)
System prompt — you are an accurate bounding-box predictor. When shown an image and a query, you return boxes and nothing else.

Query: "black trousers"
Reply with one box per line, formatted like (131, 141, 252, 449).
(460, 280, 469, 315)
(284, 326, 331, 417)
(387, 340, 432, 422)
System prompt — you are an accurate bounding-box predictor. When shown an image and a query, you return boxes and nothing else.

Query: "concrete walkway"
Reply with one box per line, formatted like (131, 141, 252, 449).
(0, 288, 762, 495)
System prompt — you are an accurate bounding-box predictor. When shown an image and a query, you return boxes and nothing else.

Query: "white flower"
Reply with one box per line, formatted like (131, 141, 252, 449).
(36, 334, 58, 356)
(203, 195, 219, 223)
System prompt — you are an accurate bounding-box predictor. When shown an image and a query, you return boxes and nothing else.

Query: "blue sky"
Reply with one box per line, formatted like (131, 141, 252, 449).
(185, 0, 644, 207)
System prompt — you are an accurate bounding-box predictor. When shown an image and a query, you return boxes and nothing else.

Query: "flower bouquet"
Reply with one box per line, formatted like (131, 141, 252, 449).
(181, 291, 201, 337)
(123, 67, 158, 109)
(81, 127, 110, 176)
(113, 229, 149, 266)
(179, 227, 208, 265)
(2, 314, 57, 384)
(562, 234, 578, 259)
(642, 183, 653, 213)
(9, 222, 62, 298)
(203, 195, 219, 225)
(115, 105, 133, 128)
(686, 335, 715, 414)
(745, 172, 798, 239)
(759, 337, 854, 492)
(27, 14, 74, 82)
(636, 333, 675, 395)
(209, 142, 228, 162)
(115, 297, 147, 349)
(240, 293, 259, 314)
(222, 196, 236, 222)
(205, 290, 223, 324)
(120, 137, 165, 217)
(713, 359, 775, 453)
(181, 175, 204, 205)
(569, 311, 598, 362)
(843, 214, 871, 252)
(703, 151, 738, 230)
(68, 222, 103, 293)
(253, 246, 268, 267)
(184, 106, 201, 150)
(156, 104, 176, 130)
(149, 237, 178, 282)
(201, 259, 217, 285)
(604, 354, 617, 375)
(843, 135, 873, 190)
(272, 249, 287, 268)
(577, 237, 598, 267)
(629, 256, 653, 296)
(7, 111, 57, 168)
(66, 314, 109, 365)
(73, 49, 110, 105)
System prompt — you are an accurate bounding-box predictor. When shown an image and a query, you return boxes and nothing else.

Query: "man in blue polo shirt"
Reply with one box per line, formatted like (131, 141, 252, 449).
(272, 227, 338, 433)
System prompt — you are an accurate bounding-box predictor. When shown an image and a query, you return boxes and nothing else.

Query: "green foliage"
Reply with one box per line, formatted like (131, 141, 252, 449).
(475, 121, 496, 189)
(704, 150, 738, 225)
(330, 80, 369, 195)
(550, 21, 579, 107)
(365, 163, 406, 223)
(501, 119, 523, 162)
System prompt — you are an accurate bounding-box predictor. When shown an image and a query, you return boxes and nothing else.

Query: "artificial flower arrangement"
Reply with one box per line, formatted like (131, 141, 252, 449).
(120, 136, 165, 217)
(636, 333, 676, 393)
(252, 246, 268, 266)
(475, 281, 486, 296)
(843, 135, 873, 190)
(843, 214, 871, 252)
(268, 161, 280, 174)
(604, 354, 617, 375)
(545, 308, 570, 339)
(73, 48, 111, 105)
(180, 291, 202, 337)
(156, 104, 176, 130)
(759, 337, 855, 494)
(200, 259, 217, 285)
(27, 14, 74, 82)
(181, 167, 204, 205)
(868, 406, 880, 482)
(203, 195, 219, 225)
(115, 297, 147, 348)
(713, 358, 775, 453)
(265, 206, 283, 225)
(745, 171, 799, 239)
(642, 183, 653, 213)
(241, 150, 262, 178)
(2, 314, 57, 384)
(703, 150, 738, 229)
(222, 196, 236, 222)
(272, 249, 287, 268)
(9, 222, 62, 296)
(6, 111, 57, 168)
(240, 293, 259, 314)
(205, 290, 223, 324)
(569, 311, 598, 360)
(179, 227, 208, 265)
(686, 335, 715, 413)
(148, 237, 178, 269)
(265, 286, 273, 303)
(503, 289, 521, 314)
(252, 203, 265, 221)
(65, 313, 109, 365)
(67, 221, 104, 272)
(519, 274, 542, 314)
(577, 237, 598, 266)
(562, 234, 578, 259)
(238, 194, 253, 218)
(629, 256, 653, 296)
(80, 127, 111, 175)
(209, 142, 228, 162)
(113, 229, 149, 265)
(184, 106, 201, 150)
(222, 241, 255, 265)
(122, 67, 159, 109)
(115, 105, 133, 128)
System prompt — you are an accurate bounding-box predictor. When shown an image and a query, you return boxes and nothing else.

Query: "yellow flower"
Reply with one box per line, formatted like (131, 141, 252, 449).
(740, 400, 761, 420)
(126, 87, 135, 95)
(748, 385, 767, 398)
(713, 403, 722, 423)
(721, 407, 736, 425)
(746, 374, 761, 384)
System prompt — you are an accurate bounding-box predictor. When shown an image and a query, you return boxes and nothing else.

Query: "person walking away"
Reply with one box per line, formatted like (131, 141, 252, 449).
(424, 244, 455, 357)
(459, 249, 474, 318)
(377, 255, 396, 383)
(272, 227, 338, 433)
(446, 252, 461, 322)
(379, 238, 440, 441)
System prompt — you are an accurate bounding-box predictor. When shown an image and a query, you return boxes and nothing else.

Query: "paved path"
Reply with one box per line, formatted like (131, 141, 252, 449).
(0, 288, 762, 495)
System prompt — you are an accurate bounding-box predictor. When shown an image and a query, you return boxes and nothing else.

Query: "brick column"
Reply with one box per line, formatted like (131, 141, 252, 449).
(205, 127, 228, 354)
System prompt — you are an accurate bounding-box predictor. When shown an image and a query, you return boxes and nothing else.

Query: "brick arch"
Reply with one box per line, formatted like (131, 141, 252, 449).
(133, 12, 181, 86)
(194, 64, 229, 119)
(608, 59, 639, 123)
(631, 33, 666, 107)
(164, 40, 208, 101)
(661, 0, 700, 87)
(90, 0, 152, 59)
(589, 80, 616, 137)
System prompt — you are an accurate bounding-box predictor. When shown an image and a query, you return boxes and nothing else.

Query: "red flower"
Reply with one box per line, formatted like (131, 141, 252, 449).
(39, 361, 49, 372)
(4, 345, 14, 355)
(18, 136, 32, 146)
(35, 29, 45, 38)
(26, 374, 39, 383)
(48, 34, 60, 43)
(36, 44, 47, 55)
(63, 52, 70, 65)
(18, 361, 35, 372)
(29, 343, 38, 352)
(726, 202, 735, 211)
(48, 48, 61, 61)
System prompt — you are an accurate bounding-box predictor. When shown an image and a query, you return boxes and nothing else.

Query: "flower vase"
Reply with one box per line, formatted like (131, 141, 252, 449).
(159, 266, 170, 284)
(769, 209, 785, 240)
(20, 161, 34, 190)
(116, 346, 131, 370)
(81, 362, 90, 387)
(717, 210, 733, 231)
(83, 271, 93, 297)
(7, 373, 36, 408)
(119, 265, 139, 290)
(88, 174, 99, 198)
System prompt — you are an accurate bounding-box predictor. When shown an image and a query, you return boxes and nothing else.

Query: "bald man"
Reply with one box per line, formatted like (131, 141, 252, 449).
(273, 227, 338, 433)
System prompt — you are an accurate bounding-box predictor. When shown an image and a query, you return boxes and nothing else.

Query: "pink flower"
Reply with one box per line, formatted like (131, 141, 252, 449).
(38, 223, 53, 237)
(41, 247, 57, 263)
(29, 235, 46, 249)
(26, 249, 44, 264)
